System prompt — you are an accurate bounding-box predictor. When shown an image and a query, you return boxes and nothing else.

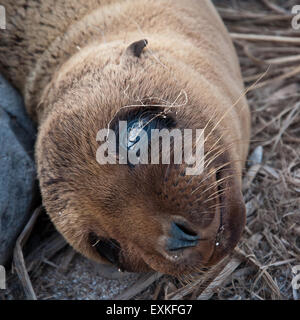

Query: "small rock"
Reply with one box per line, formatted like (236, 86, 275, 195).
(0, 74, 37, 266)
(248, 145, 263, 166)
(0, 75, 36, 144)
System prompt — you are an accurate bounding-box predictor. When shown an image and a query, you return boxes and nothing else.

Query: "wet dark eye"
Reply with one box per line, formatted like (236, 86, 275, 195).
(110, 106, 177, 167)
(120, 119, 148, 152)
(89, 233, 121, 265)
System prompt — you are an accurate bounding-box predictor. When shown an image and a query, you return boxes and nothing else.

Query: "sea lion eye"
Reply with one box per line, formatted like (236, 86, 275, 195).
(89, 233, 121, 265)
(119, 108, 177, 150)
(110, 106, 177, 167)
(118, 118, 150, 166)
(124, 119, 149, 151)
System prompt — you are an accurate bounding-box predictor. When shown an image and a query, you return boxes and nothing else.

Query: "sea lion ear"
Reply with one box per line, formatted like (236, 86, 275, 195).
(126, 39, 148, 58)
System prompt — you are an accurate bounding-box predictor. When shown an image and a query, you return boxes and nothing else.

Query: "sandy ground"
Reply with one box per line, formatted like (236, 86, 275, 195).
(32, 253, 140, 300)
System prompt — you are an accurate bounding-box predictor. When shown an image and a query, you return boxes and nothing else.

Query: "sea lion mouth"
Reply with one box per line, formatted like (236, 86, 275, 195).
(214, 168, 225, 245)
(206, 166, 246, 266)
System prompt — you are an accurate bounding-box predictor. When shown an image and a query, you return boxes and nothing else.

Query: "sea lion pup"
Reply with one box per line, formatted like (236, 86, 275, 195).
(0, 0, 250, 275)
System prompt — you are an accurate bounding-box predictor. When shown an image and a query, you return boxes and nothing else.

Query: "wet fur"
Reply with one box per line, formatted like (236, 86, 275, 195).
(0, 0, 250, 275)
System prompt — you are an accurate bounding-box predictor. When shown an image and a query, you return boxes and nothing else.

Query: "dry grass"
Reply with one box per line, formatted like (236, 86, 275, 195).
(1, 0, 299, 300)
(149, 0, 300, 300)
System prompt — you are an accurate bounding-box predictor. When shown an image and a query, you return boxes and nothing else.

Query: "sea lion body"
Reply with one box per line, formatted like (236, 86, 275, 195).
(0, 0, 250, 275)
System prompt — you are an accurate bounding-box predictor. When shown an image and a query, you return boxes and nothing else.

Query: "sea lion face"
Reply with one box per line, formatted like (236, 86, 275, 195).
(36, 40, 246, 276)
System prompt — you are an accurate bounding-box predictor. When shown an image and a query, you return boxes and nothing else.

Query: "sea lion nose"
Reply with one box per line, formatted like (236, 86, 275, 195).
(166, 221, 200, 251)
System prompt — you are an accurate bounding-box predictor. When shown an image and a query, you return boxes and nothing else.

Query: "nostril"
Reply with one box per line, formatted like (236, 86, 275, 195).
(166, 221, 199, 251)
(171, 221, 199, 241)
(167, 238, 199, 251)
(175, 222, 198, 237)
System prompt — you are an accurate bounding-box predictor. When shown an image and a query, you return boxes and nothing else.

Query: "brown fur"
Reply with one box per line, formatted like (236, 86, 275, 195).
(0, 0, 250, 275)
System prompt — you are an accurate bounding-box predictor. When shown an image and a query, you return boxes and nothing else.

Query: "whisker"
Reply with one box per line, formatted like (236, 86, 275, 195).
(200, 187, 231, 204)
(204, 140, 247, 169)
(203, 67, 270, 146)
(207, 203, 229, 211)
(198, 174, 237, 196)
(191, 161, 233, 194)
(204, 137, 250, 168)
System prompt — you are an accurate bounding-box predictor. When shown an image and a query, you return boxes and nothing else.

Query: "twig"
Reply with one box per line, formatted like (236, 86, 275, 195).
(271, 102, 300, 153)
(217, 8, 292, 21)
(197, 257, 242, 300)
(113, 272, 163, 300)
(13, 206, 42, 300)
(266, 54, 300, 65)
(167, 256, 233, 300)
(249, 65, 300, 90)
(231, 33, 300, 44)
(58, 247, 76, 273)
(260, 0, 289, 15)
(235, 247, 282, 299)
(25, 233, 67, 274)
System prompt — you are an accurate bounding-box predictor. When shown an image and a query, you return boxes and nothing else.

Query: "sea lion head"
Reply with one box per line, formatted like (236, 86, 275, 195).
(36, 39, 246, 276)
